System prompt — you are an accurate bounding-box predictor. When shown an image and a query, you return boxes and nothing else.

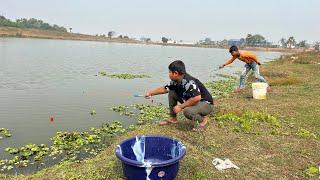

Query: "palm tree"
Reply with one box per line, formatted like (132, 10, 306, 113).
(245, 34, 253, 46)
(69, 28, 72, 33)
(286, 36, 296, 49)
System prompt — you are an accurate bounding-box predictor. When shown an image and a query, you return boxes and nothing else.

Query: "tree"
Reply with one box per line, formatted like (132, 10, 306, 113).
(140, 37, 151, 42)
(0, 16, 67, 32)
(217, 39, 228, 47)
(280, 38, 287, 48)
(108, 31, 115, 39)
(118, 35, 123, 39)
(204, 37, 212, 44)
(245, 34, 253, 46)
(286, 36, 296, 49)
(69, 27, 72, 33)
(162, 37, 168, 43)
(297, 40, 307, 48)
(244, 34, 265, 47)
(239, 38, 245, 47)
(314, 42, 320, 51)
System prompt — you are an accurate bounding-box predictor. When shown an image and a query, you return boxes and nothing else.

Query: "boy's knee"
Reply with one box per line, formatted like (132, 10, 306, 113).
(183, 107, 195, 119)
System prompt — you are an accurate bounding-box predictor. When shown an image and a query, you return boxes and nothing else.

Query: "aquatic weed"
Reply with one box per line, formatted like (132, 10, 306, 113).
(108, 73, 150, 79)
(0, 128, 12, 139)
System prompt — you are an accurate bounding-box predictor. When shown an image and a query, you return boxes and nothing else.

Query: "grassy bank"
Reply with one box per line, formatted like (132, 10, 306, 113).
(1, 52, 320, 179)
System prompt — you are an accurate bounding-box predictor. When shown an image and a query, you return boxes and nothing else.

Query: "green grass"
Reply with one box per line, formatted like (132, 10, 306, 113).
(1, 52, 320, 179)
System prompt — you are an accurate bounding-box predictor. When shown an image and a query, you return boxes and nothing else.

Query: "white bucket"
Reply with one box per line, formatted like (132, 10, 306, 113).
(252, 82, 268, 99)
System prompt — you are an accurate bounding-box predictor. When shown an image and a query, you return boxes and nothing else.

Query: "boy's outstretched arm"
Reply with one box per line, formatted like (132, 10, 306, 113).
(219, 56, 236, 69)
(144, 86, 168, 98)
(254, 57, 262, 65)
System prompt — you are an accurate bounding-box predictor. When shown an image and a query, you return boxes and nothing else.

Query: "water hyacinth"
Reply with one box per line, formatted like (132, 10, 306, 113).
(90, 110, 96, 115)
(205, 78, 237, 98)
(0, 121, 126, 173)
(111, 104, 169, 125)
(0, 128, 12, 139)
(98, 71, 107, 76)
(110, 106, 135, 117)
(1, 144, 49, 171)
(107, 73, 150, 79)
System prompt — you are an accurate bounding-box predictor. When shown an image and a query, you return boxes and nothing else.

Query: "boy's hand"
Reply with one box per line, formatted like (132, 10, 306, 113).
(144, 92, 152, 99)
(173, 105, 183, 113)
(219, 64, 224, 69)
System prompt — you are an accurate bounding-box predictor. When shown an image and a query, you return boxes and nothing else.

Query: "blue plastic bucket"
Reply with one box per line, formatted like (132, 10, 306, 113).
(115, 135, 186, 180)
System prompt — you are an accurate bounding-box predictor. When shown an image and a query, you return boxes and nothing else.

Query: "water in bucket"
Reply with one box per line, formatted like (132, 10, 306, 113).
(116, 135, 186, 180)
(252, 82, 268, 99)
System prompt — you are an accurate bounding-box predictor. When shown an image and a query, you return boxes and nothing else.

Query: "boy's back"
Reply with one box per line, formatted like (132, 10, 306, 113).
(238, 51, 258, 63)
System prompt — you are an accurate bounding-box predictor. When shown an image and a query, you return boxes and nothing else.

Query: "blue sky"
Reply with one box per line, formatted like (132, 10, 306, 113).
(1, 0, 319, 43)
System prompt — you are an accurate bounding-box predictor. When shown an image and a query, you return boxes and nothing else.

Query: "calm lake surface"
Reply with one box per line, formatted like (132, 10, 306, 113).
(0, 37, 281, 159)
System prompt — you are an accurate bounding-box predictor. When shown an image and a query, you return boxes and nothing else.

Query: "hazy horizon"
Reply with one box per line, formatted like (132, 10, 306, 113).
(1, 0, 319, 43)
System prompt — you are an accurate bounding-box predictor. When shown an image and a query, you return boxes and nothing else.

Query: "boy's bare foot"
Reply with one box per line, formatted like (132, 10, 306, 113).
(267, 86, 272, 92)
(159, 118, 178, 126)
(192, 116, 208, 131)
(234, 87, 244, 93)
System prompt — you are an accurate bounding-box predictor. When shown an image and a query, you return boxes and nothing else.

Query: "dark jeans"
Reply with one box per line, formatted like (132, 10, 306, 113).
(168, 90, 213, 122)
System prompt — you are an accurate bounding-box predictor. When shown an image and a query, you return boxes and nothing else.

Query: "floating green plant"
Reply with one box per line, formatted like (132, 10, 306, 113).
(0, 128, 12, 139)
(1, 144, 49, 171)
(205, 78, 237, 98)
(108, 73, 150, 79)
(90, 110, 96, 115)
(98, 71, 107, 76)
(0, 121, 126, 172)
(111, 104, 168, 125)
(133, 104, 169, 125)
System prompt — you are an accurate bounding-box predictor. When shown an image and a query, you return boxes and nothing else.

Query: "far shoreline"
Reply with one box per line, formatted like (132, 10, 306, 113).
(0, 27, 304, 53)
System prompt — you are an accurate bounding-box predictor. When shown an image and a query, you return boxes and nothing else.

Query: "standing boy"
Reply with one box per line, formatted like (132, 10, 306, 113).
(219, 46, 270, 92)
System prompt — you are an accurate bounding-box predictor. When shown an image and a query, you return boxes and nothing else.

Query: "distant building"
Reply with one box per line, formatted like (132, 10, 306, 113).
(228, 39, 242, 47)
(167, 40, 176, 44)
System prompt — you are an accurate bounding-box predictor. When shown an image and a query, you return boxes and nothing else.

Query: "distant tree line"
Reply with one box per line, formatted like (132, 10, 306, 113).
(0, 15, 67, 32)
(198, 33, 313, 49)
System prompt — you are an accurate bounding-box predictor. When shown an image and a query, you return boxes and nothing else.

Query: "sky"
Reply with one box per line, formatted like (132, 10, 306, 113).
(1, 0, 319, 43)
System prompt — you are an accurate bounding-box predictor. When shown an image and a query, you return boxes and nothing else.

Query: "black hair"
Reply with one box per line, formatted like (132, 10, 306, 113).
(229, 45, 239, 53)
(168, 60, 186, 74)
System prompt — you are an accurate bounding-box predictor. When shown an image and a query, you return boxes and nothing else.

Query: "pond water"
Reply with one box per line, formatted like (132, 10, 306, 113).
(0, 37, 281, 161)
